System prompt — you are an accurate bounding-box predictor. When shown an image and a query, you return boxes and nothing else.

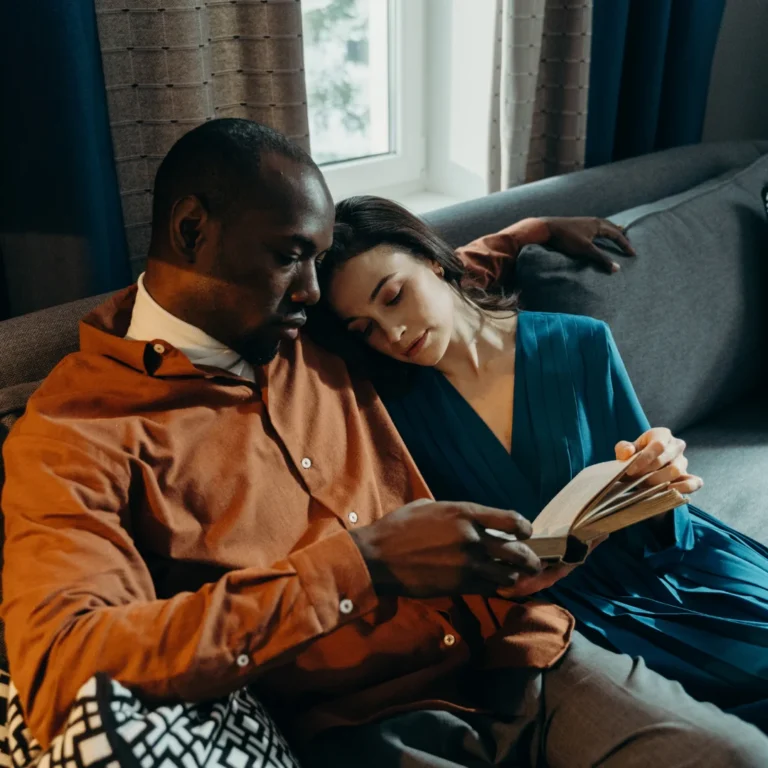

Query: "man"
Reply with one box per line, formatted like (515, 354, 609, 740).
(2, 119, 767, 767)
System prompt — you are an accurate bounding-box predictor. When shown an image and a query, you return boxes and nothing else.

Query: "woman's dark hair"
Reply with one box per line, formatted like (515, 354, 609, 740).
(318, 195, 518, 313)
(307, 195, 518, 387)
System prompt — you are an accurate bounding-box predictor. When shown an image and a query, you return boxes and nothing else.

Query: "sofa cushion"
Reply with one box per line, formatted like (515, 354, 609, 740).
(514, 153, 768, 433)
(680, 397, 768, 545)
(0, 292, 109, 391)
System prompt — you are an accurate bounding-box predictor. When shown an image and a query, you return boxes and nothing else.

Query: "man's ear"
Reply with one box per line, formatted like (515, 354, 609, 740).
(170, 195, 208, 263)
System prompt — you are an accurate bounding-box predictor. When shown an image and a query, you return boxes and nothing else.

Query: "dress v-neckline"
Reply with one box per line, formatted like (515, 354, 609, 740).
(437, 356, 516, 457)
(422, 313, 540, 518)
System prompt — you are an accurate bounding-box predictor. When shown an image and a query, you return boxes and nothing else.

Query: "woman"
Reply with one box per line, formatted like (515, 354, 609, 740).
(311, 195, 768, 729)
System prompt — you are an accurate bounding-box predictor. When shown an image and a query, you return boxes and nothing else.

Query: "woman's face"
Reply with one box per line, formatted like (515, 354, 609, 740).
(327, 244, 456, 366)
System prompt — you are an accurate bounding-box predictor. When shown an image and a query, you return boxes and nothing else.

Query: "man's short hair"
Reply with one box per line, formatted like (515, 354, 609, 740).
(150, 118, 316, 233)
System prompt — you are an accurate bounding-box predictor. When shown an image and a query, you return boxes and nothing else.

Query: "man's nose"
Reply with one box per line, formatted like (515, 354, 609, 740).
(290, 261, 321, 306)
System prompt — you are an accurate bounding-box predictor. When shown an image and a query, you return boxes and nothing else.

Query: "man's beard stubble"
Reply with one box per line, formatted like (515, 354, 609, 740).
(236, 337, 281, 367)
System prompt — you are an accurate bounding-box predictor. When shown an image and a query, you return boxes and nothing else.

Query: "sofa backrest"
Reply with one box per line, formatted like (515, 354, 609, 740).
(424, 140, 768, 433)
(424, 140, 768, 248)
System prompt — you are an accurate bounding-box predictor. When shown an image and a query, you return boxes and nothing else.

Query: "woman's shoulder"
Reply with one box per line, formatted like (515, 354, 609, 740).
(518, 310, 611, 342)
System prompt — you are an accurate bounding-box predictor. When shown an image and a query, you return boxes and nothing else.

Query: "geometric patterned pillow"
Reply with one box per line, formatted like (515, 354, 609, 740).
(0, 669, 300, 768)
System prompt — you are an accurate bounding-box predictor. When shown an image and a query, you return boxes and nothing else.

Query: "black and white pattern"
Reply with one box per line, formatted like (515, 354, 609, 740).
(0, 669, 299, 768)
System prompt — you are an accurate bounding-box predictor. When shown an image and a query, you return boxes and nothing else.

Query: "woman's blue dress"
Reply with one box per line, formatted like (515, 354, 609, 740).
(380, 311, 768, 729)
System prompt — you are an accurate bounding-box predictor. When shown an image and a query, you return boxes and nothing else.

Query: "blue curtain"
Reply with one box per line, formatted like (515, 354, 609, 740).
(586, 0, 726, 168)
(0, 1, 131, 320)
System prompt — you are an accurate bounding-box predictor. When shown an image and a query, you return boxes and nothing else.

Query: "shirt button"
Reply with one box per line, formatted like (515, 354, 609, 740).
(301, 457, 312, 469)
(236, 654, 249, 668)
(339, 598, 354, 615)
(153, 343, 166, 355)
(348, 511, 358, 524)
(443, 634, 457, 647)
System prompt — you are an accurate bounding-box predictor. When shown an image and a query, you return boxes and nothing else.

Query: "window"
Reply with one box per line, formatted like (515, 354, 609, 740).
(302, 0, 391, 165)
(301, 0, 425, 202)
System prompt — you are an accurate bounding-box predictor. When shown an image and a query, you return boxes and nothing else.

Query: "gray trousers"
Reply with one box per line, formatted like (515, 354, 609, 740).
(305, 632, 768, 767)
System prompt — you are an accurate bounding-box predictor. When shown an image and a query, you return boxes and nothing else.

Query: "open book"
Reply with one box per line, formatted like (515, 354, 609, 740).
(488, 454, 688, 564)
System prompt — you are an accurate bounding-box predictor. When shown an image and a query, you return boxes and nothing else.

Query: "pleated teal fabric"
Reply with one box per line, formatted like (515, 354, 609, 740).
(382, 312, 768, 730)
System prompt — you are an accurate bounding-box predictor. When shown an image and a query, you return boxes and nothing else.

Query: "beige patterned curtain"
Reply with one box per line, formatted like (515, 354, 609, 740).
(489, 0, 592, 192)
(94, 0, 309, 275)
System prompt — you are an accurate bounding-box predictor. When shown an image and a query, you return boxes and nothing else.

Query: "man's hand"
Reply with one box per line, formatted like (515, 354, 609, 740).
(350, 499, 542, 598)
(543, 216, 636, 273)
(617, 427, 704, 495)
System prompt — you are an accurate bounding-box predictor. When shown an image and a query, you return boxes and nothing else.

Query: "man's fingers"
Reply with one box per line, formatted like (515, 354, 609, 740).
(600, 223, 636, 256)
(482, 535, 542, 575)
(466, 504, 533, 539)
(584, 243, 619, 273)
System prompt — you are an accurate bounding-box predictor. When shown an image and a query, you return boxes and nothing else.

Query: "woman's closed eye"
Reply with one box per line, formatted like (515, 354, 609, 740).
(349, 320, 374, 340)
(384, 286, 403, 306)
(357, 322, 374, 340)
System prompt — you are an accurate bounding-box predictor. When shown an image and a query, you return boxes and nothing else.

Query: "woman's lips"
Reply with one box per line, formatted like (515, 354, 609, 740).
(404, 331, 428, 358)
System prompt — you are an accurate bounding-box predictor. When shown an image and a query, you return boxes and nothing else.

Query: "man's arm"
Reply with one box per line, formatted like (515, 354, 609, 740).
(456, 217, 635, 291)
(456, 218, 551, 290)
(1, 431, 376, 748)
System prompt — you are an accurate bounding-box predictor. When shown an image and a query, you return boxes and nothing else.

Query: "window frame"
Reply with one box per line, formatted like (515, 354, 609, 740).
(310, 0, 426, 202)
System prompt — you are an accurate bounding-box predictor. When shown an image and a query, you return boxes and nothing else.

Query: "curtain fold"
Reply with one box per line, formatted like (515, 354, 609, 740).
(489, 0, 592, 192)
(586, 0, 726, 168)
(94, 0, 310, 277)
(0, 1, 131, 320)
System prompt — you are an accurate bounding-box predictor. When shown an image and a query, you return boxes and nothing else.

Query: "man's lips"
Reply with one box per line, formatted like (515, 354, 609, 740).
(277, 313, 306, 328)
(274, 313, 306, 340)
(404, 331, 428, 358)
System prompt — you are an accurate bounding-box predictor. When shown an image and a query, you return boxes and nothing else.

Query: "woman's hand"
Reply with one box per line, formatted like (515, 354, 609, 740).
(495, 534, 607, 599)
(496, 562, 576, 599)
(543, 216, 636, 273)
(616, 427, 704, 495)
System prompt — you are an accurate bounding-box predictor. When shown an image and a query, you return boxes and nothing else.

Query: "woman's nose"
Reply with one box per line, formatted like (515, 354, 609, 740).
(385, 324, 406, 345)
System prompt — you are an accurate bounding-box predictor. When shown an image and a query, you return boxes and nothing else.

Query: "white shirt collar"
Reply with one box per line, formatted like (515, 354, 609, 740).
(125, 273, 255, 381)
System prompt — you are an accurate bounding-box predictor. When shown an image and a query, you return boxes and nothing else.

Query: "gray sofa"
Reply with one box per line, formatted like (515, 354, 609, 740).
(1, 140, 767, 676)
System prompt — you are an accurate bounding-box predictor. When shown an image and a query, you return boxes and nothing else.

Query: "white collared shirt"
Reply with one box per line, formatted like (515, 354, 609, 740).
(125, 273, 256, 382)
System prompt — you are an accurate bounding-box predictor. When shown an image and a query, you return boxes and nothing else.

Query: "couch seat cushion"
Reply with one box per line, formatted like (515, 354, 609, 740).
(680, 397, 768, 545)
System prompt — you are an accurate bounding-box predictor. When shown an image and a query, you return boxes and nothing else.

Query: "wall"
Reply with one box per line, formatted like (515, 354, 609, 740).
(703, 0, 768, 142)
(424, 0, 497, 200)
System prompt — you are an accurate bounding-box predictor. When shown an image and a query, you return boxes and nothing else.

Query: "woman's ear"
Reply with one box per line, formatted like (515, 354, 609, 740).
(431, 261, 445, 279)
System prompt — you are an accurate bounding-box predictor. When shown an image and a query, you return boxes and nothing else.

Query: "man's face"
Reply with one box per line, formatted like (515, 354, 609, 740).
(194, 155, 335, 364)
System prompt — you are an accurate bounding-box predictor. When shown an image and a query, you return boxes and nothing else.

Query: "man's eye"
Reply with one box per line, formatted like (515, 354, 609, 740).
(275, 252, 300, 266)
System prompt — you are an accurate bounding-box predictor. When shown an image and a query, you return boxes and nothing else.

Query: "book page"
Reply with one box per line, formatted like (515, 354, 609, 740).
(532, 458, 633, 538)
(576, 482, 669, 528)
(583, 470, 654, 518)
(574, 488, 686, 540)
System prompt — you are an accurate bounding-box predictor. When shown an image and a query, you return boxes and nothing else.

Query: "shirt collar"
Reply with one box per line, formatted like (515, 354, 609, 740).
(125, 274, 254, 380)
(79, 285, 262, 383)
